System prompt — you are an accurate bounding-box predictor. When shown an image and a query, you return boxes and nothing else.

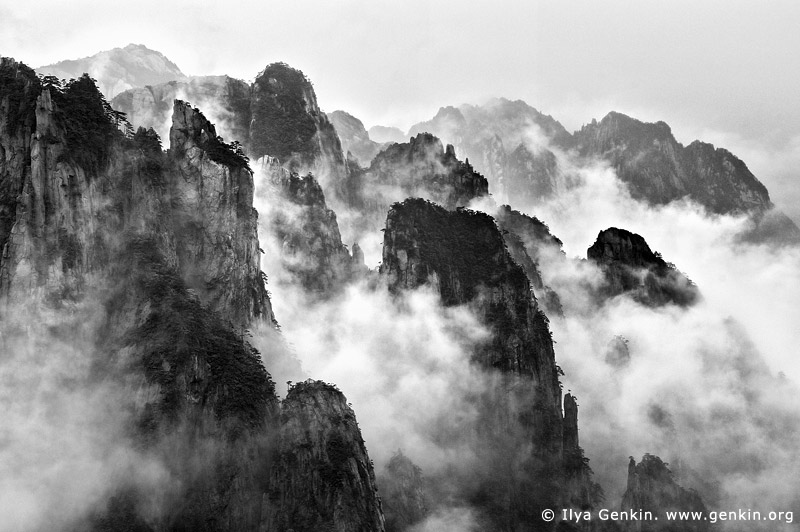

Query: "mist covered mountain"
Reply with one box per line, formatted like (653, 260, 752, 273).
(406, 100, 800, 244)
(3, 44, 800, 532)
(37, 44, 187, 99)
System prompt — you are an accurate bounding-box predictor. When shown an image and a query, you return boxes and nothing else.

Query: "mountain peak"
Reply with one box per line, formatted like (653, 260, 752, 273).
(37, 44, 185, 98)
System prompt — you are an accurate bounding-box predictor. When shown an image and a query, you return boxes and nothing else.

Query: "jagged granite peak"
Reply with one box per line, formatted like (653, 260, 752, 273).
(381, 199, 553, 375)
(407, 105, 468, 143)
(379, 451, 428, 532)
(249, 62, 350, 204)
(37, 43, 187, 99)
(563, 393, 580, 452)
(264, 380, 385, 532)
(0, 65, 135, 299)
(368, 124, 405, 144)
(359, 132, 488, 209)
(169, 99, 275, 326)
(406, 98, 572, 204)
(621, 455, 708, 532)
(0, 59, 282, 530)
(574, 111, 772, 216)
(111, 75, 252, 144)
(587, 227, 699, 307)
(329, 110, 381, 166)
(379, 198, 602, 527)
(256, 156, 357, 296)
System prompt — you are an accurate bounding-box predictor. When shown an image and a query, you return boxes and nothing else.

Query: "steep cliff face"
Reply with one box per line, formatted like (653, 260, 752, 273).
(249, 63, 350, 204)
(0, 58, 39, 281)
(169, 100, 274, 326)
(587, 228, 699, 307)
(256, 156, 356, 296)
(329, 110, 381, 166)
(380, 198, 599, 529)
(37, 43, 186, 99)
(1, 57, 389, 532)
(264, 380, 385, 532)
(621, 455, 708, 532)
(0, 58, 281, 530)
(0, 68, 136, 301)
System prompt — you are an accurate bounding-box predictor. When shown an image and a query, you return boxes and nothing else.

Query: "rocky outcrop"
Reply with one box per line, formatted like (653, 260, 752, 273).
(169, 100, 273, 326)
(621, 455, 708, 532)
(256, 156, 357, 296)
(264, 380, 385, 532)
(342, 133, 489, 244)
(329, 110, 381, 166)
(0, 59, 283, 530)
(111, 75, 252, 144)
(380, 198, 600, 529)
(250, 63, 350, 205)
(37, 43, 186, 99)
(379, 451, 428, 532)
(587, 228, 699, 307)
(407, 99, 571, 205)
(0, 58, 39, 279)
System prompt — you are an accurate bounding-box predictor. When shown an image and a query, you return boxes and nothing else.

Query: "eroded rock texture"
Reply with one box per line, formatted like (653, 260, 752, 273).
(264, 380, 385, 532)
(380, 198, 600, 531)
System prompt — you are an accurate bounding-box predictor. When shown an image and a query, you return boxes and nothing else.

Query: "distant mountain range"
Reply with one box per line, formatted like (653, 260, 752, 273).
(37, 43, 186, 98)
(3, 44, 798, 531)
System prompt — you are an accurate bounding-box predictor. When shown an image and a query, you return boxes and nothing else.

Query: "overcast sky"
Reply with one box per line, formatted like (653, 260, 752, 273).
(2, 0, 799, 215)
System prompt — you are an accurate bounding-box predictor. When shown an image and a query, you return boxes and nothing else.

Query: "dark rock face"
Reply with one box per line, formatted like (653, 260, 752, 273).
(250, 63, 350, 204)
(256, 156, 356, 296)
(37, 43, 186, 99)
(587, 228, 699, 307)
(0, 60, 279, 530)
(329, 110, 381, 166)
(379, 451, 428, 532)
(264, 380, 385, 532)
(169, 100, 274, 327)
(112, 62, 353, 212)
(0, 58, 384, 531)
(621, 455, 708, 532)
(380, 198, 600, 529)
(574, 112, 771, 215)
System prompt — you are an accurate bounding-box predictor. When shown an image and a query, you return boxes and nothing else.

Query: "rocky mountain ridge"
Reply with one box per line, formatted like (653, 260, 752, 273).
(0, 57, 384, 531)
(38, 44, 187, 99)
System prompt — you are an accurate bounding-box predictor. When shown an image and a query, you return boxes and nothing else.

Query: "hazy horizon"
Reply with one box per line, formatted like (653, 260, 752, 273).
(2, 0, 799, 220)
